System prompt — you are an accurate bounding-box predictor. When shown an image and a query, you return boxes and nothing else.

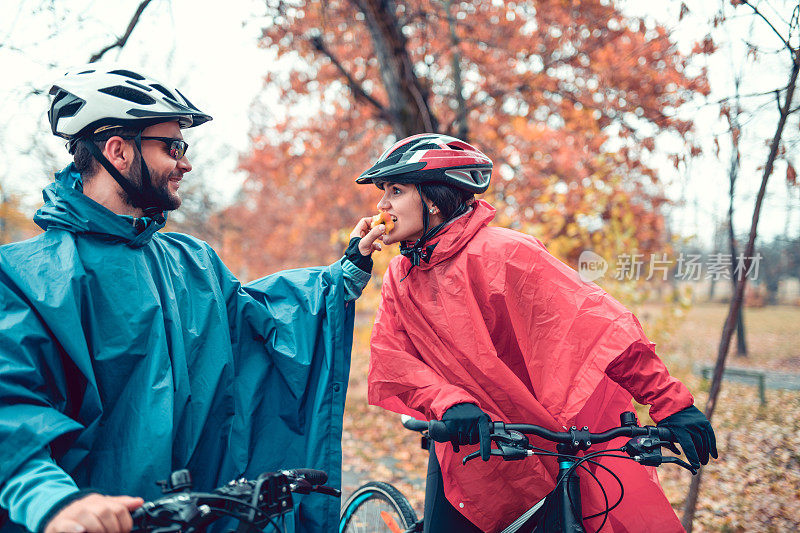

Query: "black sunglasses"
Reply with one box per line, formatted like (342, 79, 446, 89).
(139, 136, 189, 160)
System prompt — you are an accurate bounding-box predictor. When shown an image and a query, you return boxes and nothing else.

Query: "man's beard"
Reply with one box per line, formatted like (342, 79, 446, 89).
(123, 153, 181, 213)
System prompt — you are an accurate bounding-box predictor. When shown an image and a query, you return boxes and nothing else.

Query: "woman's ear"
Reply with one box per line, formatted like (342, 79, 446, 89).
(420, 194, 438, 215)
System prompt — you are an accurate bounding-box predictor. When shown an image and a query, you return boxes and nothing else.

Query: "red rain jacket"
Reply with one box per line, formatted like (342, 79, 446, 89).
(368, 200, 693, 532)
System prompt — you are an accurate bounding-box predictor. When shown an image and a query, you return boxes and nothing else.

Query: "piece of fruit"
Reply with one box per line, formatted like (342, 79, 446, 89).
(370, 211, 395, 233)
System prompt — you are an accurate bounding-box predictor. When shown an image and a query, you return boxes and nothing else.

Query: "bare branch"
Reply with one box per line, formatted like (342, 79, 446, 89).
(740, 0, 794, 53)
(89, 0, 155, 63)
(711, 86, 788, 104)
(309, 35, 392, 122)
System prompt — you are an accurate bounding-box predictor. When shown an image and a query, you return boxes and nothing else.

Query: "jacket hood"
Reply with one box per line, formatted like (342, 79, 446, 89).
(408, 199, 496, 270)
(33, 164, 165, 248)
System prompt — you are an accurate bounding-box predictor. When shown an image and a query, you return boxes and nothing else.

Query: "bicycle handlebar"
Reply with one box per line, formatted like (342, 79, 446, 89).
(427, 420, 674, 446)
(416, 411, 695, 473)
(130, 468, 340, 532)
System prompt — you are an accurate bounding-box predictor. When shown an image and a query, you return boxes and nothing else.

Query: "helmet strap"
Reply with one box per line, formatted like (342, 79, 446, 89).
(81, 135, 164, 220)
(417, 183, 430, 236)
(400, 188, 471, 270)
(132, 132, 163, 219)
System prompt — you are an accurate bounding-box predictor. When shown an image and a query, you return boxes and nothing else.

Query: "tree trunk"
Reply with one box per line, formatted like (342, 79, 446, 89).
(728, 227, 748, 356)
(681, 52, 800, 532)
(726, 79, 748, 356)
(443, 0, 468, 141)
(350, 0, 438, 137)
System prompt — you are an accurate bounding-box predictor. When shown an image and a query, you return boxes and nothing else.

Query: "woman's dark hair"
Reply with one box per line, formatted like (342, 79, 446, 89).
(72, 126, 142, 178)
(419, 181, 475, 219)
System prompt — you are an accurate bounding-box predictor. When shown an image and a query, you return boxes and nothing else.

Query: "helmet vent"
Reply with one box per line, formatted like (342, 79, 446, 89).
(77, 70, 95, 75)
(416, 143, 440, 150)
(109, 69, 146, 80)
(98, 85, 157, 105)
(150, 84, 176, 100)
(52, 91, 68, 105)
(58, 101, 83, 118)
(175, 89, 196, 109)
(125, 80, 153, 92)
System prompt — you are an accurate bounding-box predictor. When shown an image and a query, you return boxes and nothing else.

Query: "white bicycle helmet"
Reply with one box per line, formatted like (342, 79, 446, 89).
(47, 66, 212, 218)
(48, 65, 212, 144)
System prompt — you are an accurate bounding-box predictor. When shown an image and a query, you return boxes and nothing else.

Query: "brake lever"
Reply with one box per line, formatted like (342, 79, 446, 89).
(658, 439, 681, 455)
(462, 447, 507, 464)
(289, 477, 342, 497)
(313, 485, 342, 497)
(661, 456, 698, 475)
(462, 430, 531, 464)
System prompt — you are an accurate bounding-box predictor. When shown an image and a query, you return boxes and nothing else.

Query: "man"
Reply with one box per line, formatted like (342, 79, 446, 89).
(0, 66, 384, 533)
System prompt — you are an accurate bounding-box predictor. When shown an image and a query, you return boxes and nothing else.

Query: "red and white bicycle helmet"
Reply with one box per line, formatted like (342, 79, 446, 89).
(356, 133, 492, 193)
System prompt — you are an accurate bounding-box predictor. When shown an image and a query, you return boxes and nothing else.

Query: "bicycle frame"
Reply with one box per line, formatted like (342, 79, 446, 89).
(532, 443, 584, 533)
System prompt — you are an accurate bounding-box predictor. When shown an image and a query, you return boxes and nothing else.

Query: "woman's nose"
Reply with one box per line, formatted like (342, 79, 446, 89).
(377, 194, 390, 210)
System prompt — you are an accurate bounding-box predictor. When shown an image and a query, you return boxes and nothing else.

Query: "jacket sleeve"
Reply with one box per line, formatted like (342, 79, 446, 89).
(604, 340, 694, 422)
(340, 257, 371, 302)
(0, 267, 87, 530)
(367, 272, 479, 420)
(205, 247, 354, 533)
(0, 449, 79, 532)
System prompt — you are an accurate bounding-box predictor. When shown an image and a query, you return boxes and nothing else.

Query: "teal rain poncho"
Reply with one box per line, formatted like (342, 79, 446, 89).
(0, 165, 355, 531)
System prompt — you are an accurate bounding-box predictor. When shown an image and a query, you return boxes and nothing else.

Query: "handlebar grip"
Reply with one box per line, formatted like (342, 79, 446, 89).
(657, 426, 676, 442)
(284, 468, 328, 485)
(427, 420, 452, 442)
(130, 506, 147, 532)
(400, 414, 429, 432)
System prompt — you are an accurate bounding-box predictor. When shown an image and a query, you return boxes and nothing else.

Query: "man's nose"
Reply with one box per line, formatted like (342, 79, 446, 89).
(178, 155, 192, 173)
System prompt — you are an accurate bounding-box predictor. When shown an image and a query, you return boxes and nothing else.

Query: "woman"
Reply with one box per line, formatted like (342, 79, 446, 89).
(358, 133, 716, 533)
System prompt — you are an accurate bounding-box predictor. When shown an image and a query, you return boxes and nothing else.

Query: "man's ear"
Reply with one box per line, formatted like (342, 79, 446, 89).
(102, 136, 133, 172)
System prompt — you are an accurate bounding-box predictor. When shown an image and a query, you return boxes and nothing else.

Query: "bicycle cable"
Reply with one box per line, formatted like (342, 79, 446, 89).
(198, 504, 283, 533)
(533, 448, 629, 533)
(562, 450, 639, 533)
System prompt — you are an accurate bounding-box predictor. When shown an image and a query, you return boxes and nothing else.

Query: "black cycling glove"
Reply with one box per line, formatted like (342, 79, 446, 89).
(657, 405, 718, 469)
(343, 237, 373, 273)
(441, 403, 492, 461)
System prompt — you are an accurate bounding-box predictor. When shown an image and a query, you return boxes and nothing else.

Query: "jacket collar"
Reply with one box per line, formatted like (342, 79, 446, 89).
(400, 199, 496, 271)
(33, 164, 166, 248)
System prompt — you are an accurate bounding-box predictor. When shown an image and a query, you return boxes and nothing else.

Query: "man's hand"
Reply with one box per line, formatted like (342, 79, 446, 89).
(350, 217, 385, 256)
(44, 494, 143, 533)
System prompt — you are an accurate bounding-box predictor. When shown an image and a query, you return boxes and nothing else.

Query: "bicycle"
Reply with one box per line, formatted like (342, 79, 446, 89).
(339, 411, 696, 533)
(131, 467, 340, 532)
